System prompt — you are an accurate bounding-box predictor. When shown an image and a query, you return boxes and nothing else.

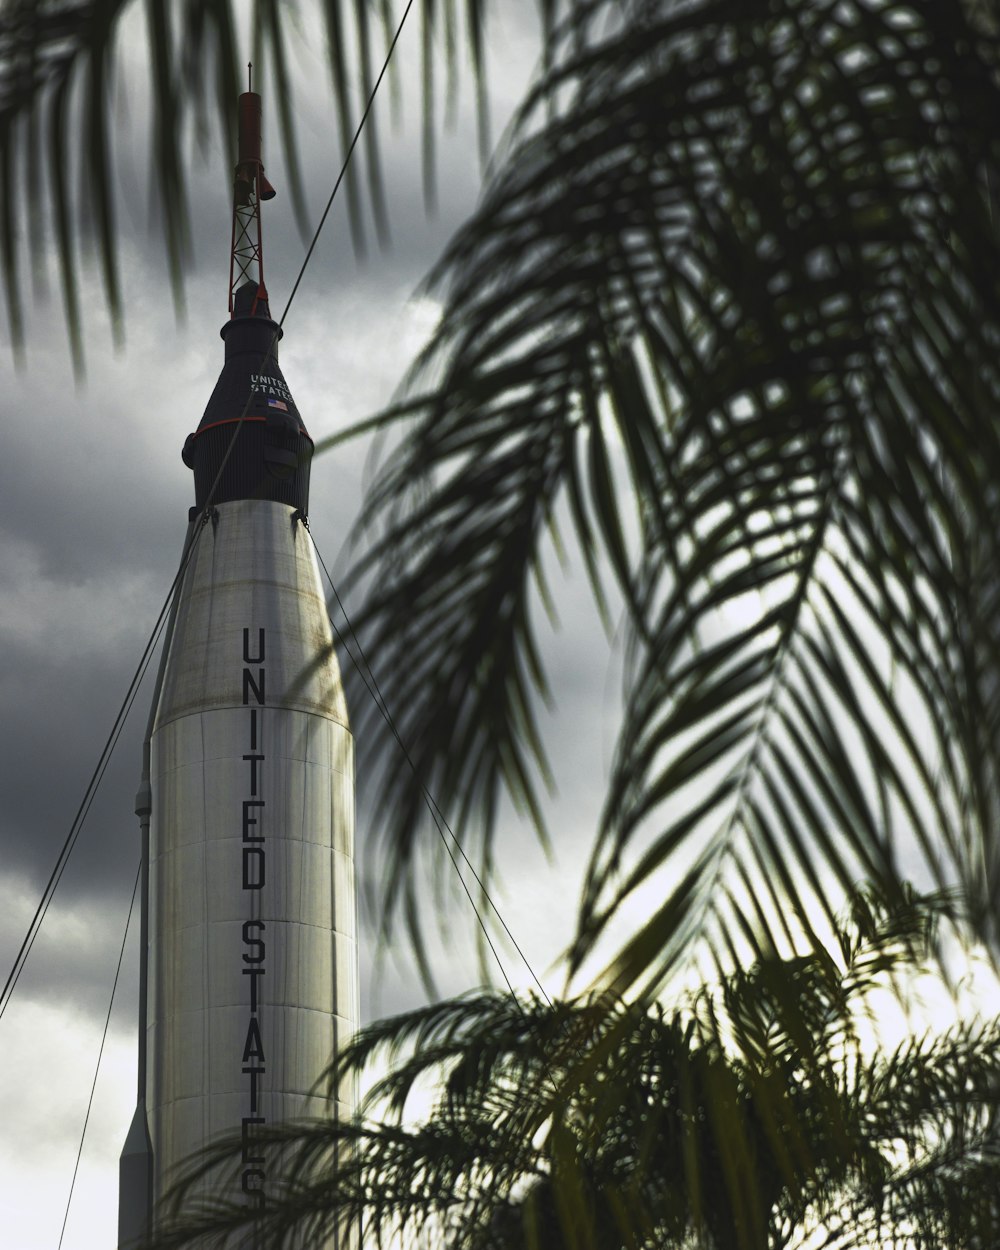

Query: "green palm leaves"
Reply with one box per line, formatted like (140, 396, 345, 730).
(341, 0, 1000, 989)
(149, 890, 1000, 1249)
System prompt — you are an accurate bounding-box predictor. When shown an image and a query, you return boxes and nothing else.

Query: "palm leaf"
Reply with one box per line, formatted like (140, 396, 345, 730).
(0, 0, 491, 365)
(334, 0, 1000, 988)
(146, 891, 1000, 1250)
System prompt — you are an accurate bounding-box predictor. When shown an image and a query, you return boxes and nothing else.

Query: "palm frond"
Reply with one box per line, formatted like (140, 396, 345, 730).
(147, 892, 1000, 1250)
(339, 0, 1000, 987)
(0, 0, 491, 366)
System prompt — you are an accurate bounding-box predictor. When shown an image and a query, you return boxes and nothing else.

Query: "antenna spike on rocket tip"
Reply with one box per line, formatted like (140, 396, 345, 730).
(248, 62, 252, 92)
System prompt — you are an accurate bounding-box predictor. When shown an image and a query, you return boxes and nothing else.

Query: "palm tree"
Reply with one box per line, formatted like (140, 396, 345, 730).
(147, 887, 1000, 1249)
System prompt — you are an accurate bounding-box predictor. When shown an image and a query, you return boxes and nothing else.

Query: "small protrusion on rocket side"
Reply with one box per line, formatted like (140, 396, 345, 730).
(118, 1101, 153, 1250)
(135, 780, 152, 819)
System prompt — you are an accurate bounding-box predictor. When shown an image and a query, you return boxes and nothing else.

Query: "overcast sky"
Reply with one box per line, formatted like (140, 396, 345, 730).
(0, 5, 641, 1246)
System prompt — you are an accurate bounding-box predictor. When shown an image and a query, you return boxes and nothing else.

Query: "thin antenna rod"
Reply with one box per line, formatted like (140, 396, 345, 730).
(248, 61, 252, 92)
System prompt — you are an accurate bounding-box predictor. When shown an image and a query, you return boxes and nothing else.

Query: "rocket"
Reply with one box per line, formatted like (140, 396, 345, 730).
(119, 79, 358, 1246)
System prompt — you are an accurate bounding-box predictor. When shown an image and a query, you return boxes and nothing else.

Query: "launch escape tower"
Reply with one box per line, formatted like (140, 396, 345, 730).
(119, 77, 359, 1248)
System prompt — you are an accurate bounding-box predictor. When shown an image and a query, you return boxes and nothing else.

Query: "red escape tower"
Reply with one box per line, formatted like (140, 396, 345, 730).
(229, 66, 277, 319)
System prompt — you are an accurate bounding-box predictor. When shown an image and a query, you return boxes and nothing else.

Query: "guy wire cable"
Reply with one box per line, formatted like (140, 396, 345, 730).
(57, 862, 141, 1250)
(310, 521, 611, 1250)
(306, 524, 553, 1010)
(276, 0, 417, 334)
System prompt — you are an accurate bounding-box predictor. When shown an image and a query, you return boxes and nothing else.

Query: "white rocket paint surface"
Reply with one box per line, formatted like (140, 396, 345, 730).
(147, 500, 357, 1218)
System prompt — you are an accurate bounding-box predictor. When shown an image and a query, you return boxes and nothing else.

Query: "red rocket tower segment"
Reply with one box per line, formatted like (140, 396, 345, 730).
(229, 65, 276, 318)
(119, 81, 358, 1249)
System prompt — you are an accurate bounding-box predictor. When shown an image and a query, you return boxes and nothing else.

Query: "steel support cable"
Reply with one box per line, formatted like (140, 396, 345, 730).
(0, 520, 206, 1024)
(275, 0, 416, 334)
(270, 0, 553, 1013)
(306, 526, 554, 1010)
(57, 863, 141, 1250)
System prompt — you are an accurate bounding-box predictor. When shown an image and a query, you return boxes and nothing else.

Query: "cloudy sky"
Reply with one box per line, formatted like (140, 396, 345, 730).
(0, 5, 637, 1246)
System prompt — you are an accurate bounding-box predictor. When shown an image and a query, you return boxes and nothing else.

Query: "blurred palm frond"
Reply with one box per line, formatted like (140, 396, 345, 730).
(0, 0, 491, 369)
(337, 0, 1000, 991)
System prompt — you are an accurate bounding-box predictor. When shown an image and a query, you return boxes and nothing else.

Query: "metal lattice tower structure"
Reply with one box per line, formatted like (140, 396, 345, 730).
(229, 65, 276, 318)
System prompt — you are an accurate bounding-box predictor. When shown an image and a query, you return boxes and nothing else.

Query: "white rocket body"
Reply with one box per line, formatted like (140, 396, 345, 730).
(119, 89, 357, 1244)
(146, 500, 357, 1216)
